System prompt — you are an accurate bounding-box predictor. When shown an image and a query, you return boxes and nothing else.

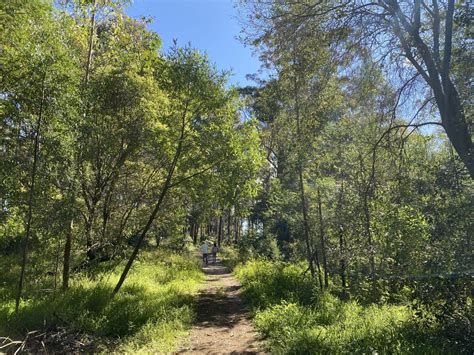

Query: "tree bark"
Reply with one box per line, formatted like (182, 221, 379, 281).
(62, 218, 73, 290)
(217, 214, 223, 246)
(234, 216, 239, 242)
(15, 74, 46, 313)
(388, 1, 473, 178)
(226, 210, 231, 242)
(194, 224, 199, 244)
(292, 51, 322, 287)
(84, 0, 97, 85)
(362, 194, 377, 298)
(317, 187, 329, 288)
(337, 181, 347, 298)
(298, 166, 323, 289)
(238, 218, 242, 241)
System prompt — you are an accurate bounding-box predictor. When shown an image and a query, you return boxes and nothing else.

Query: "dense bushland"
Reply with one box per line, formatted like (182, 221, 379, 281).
(1, 0, 261, 315)
(0, 250, 202, 352)
(1, 0, 472, 352)
(235, 260, 471, 354)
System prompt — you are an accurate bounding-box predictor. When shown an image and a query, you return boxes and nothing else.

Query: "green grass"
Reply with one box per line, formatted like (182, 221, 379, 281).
(0, 250, 204, 352)
(235, 260, 453, 354)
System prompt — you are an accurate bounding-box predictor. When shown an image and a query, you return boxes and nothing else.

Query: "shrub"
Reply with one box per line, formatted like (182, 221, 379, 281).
(236, 260, 449, 354)
(235, 260, 315, 308)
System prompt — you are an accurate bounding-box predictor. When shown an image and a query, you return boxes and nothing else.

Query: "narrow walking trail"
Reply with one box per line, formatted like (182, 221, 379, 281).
(178, 260, 264, 354)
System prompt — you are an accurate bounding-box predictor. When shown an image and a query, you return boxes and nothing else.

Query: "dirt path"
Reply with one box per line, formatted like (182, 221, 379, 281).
(178, 259, 265, 354)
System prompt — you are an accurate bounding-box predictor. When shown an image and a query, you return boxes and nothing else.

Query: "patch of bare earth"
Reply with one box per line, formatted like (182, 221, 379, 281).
(178, 260, 265, 354)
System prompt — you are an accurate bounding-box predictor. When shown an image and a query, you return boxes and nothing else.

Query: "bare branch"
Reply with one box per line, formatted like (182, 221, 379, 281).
(413, 0, 421, 32)
(432, 0, 441, 69)
(375, 121, 443, 151)
(442, 0, 455, 79)
(392, 18, 431, 83)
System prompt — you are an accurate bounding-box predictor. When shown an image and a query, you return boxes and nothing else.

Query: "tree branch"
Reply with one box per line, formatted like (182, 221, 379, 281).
(168, 158, 226, 189)
(431, 0, 441, 69)
(442, 0, 454, 80)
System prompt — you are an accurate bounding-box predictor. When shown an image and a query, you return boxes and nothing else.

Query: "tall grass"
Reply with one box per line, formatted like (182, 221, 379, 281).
(0, 250, 203, 352)
(235, 260, 451, 354)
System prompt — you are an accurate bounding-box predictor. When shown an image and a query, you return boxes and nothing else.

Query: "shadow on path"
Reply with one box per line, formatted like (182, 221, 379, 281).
(177, 260, 265, 354)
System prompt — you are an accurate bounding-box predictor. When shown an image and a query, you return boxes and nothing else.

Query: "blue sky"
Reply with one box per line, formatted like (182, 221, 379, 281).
(125, 0, 261, 87)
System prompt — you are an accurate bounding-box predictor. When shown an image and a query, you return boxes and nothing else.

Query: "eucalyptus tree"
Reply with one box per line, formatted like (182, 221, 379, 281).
(241, 7, 343, 285)
(240, 0, 473, 178)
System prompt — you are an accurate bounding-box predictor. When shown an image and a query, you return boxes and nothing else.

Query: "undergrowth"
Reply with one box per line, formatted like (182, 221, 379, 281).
(235, 260, 466, 354)
(0, 250, 203, 352)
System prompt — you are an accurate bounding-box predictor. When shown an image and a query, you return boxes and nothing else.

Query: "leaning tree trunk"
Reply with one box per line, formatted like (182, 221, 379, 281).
(15, 74, 46, 313)
(390, 0, 473, 178)
(217, 214, 223, 246)
(112, 110, 186, 296)
(292, 58, 322, 287)
(337, 181, 348, 298)
(317, 187, 329, 288)
(362, 194, 377, 299)
(440, 80, 473, 178)
(62, 218, 73, 290)
(227, 210, 231, 242)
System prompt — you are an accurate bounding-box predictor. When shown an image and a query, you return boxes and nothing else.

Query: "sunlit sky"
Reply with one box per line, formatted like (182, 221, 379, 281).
(126, 0, 261, 87)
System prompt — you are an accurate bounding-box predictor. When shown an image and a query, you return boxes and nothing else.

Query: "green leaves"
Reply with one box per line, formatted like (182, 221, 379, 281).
(1, 0, 263, 305)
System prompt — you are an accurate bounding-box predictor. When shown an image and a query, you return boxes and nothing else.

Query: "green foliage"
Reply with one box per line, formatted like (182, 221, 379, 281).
(236, 260, 454, 354)
(1, 0, 471, 352)
(410, 275, 473, 350)
(235, 260, 315, 308)
(236, 231, 281, 261)
(253, 301, 438, 354)
(217, 245, 240, 270)
(0, 0, 263, 309)
(0, 251, 203, 352)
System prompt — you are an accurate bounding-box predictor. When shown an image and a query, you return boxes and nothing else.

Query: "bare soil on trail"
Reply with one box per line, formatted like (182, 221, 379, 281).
(177, 260, 265, 354)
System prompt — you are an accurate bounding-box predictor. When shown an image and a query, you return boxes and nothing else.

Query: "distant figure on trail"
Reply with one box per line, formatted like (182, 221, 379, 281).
(200, 242, 209, 265)
(211, 242, 218, 264)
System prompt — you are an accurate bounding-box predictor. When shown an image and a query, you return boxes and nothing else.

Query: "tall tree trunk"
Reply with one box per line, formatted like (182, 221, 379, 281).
(15, 74, 46, 313)
(298, 166, 323, 289)
(238, 218, 241, 241)
(337, 181, 347, 298)
(226, 210, 231, 242)
(62, 218, 73, 290)
(441, 82, 473, 178)
(390, 2, 473, 177)
(101, 182, 115, 241)
(217, 214, 223, 246)
(194, 224, 199, 244)
(360, 152, 377, 299)
(84, 0, 97, 85)
(83, 201, 98, 260)
(53, 238, 61, 292)
(363, 194, 377, 299)
(234, 216, 239, 242)
(292, 53, 322, 287)
(317, 187, 329, 288)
